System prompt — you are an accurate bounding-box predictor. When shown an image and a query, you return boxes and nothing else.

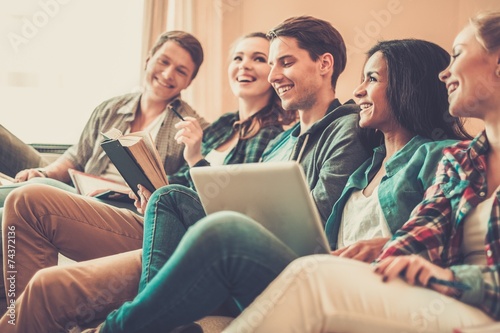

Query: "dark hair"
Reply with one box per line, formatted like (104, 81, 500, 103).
(364, 39, 471, 145)
(230, 32, 297, 139)
(150, 31, 204, 80)
(267, 16, 346, 90)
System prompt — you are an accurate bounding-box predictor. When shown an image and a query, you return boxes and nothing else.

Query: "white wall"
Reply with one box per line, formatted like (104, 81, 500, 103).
(2, 0, 499, 143)
(0, 0, 144, 144)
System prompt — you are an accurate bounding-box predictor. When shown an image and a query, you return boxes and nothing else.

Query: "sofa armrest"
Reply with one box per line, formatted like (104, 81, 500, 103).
(29, 143, 72, 154)
(29, 143, 72, 164)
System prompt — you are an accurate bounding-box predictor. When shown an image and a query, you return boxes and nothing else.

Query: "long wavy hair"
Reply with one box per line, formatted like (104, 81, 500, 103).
(361, 39, 471, 148)
(230, 32, 297, 140)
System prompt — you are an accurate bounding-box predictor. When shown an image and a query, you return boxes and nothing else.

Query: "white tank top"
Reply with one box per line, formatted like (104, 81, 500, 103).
(461, 195, 493, 266)
(337, 187, 392, 249)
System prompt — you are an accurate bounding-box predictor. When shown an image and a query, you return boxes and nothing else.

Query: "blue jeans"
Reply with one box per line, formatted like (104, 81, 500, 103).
(101, 210, 298, 333)
(139, 184, 207, 291)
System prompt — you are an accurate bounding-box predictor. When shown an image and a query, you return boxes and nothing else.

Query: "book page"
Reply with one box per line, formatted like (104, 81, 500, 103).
(101, 128, 124, 140)
(68, 169, 130, 196)
(0, 172, 15, 186)
(101, 128, 169, 193)
(119, 131, 169, 188)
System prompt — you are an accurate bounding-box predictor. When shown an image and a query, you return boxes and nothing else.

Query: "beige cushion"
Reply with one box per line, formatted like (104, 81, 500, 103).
(196, 316, 234, 333)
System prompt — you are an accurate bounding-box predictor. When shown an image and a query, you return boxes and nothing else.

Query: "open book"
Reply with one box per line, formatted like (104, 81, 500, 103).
(68, 169, 133, 203)
(100, 128, 169, 197)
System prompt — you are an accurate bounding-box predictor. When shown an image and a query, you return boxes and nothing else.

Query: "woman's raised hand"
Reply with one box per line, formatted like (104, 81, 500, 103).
(174, 116, 204, 167)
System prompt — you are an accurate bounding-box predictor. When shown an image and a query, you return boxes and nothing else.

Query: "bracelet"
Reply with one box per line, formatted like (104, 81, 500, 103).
(37, 169, 49, 178)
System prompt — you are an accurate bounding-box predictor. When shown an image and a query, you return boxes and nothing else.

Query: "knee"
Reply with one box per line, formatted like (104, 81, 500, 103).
(147, 185, 203, 223)
(187, 211, 262, 243)
(4, 185, 28, 211)
(3, 184, 52, 225)
(22, 265, 65, 301)
(203, 211, 251, 225)
(3, 185, 37, 224)
(152, 184, 196, 200)
(285, 255, 329, 275)
(5, 184, 51, 209)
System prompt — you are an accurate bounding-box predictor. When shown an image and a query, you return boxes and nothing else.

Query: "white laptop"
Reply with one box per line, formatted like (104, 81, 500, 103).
(190, 161, 331, 257)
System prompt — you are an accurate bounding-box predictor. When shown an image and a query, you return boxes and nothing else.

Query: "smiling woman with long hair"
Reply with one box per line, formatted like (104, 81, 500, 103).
(168, 31, 296, 187)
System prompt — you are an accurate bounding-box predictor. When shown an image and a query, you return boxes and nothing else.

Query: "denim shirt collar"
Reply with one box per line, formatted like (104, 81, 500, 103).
(353, 135, 430, 186)
(384, 135, 431, 177)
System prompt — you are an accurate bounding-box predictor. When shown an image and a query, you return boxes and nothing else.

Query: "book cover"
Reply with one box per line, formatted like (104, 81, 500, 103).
(100, 129, 168, 197)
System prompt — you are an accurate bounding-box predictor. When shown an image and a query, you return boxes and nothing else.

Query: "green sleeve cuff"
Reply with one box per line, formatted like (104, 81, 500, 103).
(450, 265, 484, 306)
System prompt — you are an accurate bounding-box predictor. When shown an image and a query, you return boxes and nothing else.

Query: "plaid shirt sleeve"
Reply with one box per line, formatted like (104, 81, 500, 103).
(378, 135, 500, 319)
(167, 114, 231, 187)
(238, 125, 283, 164)
(168, 113, 283, 188)
(450, 195, 500, 319)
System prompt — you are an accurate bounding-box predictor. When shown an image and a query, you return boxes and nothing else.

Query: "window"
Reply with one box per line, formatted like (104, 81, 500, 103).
(0, 0, 144, 144)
